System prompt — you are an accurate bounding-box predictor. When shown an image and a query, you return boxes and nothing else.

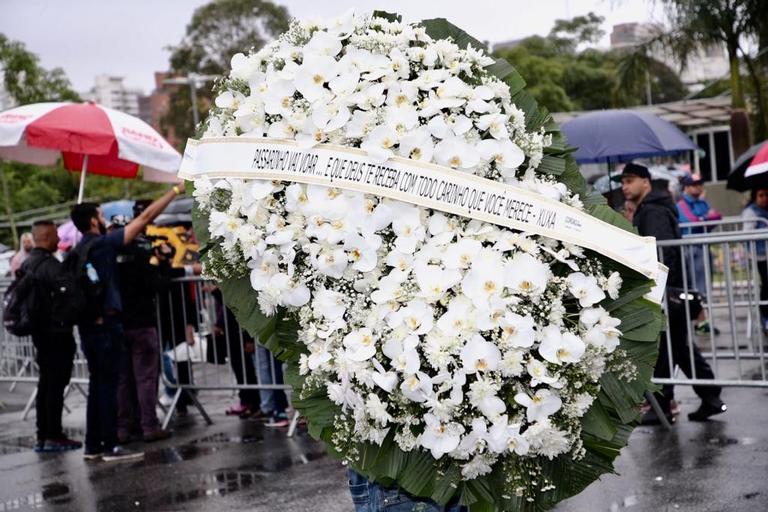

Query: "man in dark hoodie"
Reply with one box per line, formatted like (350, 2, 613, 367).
(619, 163, 726, 424)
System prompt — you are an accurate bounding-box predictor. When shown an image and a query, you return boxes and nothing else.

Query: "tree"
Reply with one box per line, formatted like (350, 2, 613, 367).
(624, 1, 768, 152)
(494, 14, 687, 113)
(163, 0, 291, 144)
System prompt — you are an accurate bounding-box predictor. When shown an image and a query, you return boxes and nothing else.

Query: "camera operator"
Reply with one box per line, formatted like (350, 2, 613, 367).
(114, 203, 200, 444)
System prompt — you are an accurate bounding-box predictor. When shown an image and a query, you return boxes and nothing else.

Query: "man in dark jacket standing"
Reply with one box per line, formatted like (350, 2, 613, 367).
(620, 163, 726, 423)
(24, 221, 81, 452)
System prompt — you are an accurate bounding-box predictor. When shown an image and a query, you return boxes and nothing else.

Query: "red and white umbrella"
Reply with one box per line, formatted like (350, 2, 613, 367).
(0, 102, 182, 202)
(745, 143, 768, 179)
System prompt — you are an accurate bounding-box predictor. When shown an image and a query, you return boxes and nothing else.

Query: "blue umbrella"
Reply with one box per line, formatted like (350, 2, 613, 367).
(561, 109, 698, 164)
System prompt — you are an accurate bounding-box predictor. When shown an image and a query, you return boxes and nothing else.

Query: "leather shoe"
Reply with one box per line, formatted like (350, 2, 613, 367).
(687, 399, 726, 422)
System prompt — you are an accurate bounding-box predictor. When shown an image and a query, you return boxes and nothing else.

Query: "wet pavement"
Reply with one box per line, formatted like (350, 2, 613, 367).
(1, 380, 767, 511)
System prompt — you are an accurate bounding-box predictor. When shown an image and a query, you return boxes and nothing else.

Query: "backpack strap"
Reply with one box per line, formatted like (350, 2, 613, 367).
(677, 198, 700, 223)
(73, 237, 100, 269)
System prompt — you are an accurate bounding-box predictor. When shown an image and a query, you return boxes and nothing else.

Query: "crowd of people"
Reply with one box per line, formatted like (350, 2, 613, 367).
(11, 184, 289, 459)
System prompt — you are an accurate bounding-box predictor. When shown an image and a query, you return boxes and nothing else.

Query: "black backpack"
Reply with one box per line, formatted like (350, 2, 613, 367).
(60, 238, 104, 325)
(3, 257, 46, 337)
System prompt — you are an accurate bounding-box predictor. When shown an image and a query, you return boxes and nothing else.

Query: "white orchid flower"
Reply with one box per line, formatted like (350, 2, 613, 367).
(435, 295, 476, 337)
(419, 413, 464, 459)
(515, 389, 563, 423)
(436, 76, 469, 102)
(383, 335, 421, 375)
(386, 105, 420, 135)
(460, 335, 501, 374)
(505, 252, 550, 296)
(361, 124, 399, 162)
(386, 80, 418, 107)
(385, 250, 414, 273)
(313, 288, 346, 320)
(465, 85, 495, 115)
(328, 69, 360, 97)
(306, 341, 332, 370)
(248, 250, 279, 291)
(388, 300, 434, 335)
(461, 251, 505, 310)
(230, 52, 264, 84)
(349, 82, 386, 110)
(325, 8, 356, 38)
(605, 271, 622, 299)
(388, 47, 411, 79)
(295, 55, 340, 102)
(414, 262, 461, 303)
(304, 30, 343, 57)
(580, 307, 622, 352)
(343, 328, 377, 362)
(265, 272, 311, 307)
(526, 358, 559, 387)
(400, 371, 433, 403)
(371, 269, 408, 304)
(344, 233, 382, 272)
(455, 418, 489, 458)
(262, 79, 298, 116)
(487, 415, 529, 455)
(442, 238, 482, 269)
(391, 203, 426, 254)
(468, 377, 506, 419)
(345, 109, 377, 138)
(312, 246, 348, 279)
(371, 359, 398, 393)
(539, 326, 586, 365)
(311, 97, 351, 133)
(214, 90, 245, 110)
(476, 113, 510, 140)
(397, 128, 434, 163)
(434, 136, 480, 170)
(499, 312, 536, 348)
(407, 45, 439, 68)
(477, 139, 525, 174)
(427, 213, 459, 245)
(566, 272, 606, 307)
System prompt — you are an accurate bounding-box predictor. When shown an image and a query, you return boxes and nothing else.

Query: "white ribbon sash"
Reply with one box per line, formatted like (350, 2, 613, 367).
(179, 137, 662, 285)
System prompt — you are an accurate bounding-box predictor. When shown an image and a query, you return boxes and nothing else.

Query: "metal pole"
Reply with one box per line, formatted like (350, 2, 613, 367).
(0, 160, 19, 249)
(189, 76, 200, 129)
(77, 154, 89, 204)
(645, 69, 653, 106)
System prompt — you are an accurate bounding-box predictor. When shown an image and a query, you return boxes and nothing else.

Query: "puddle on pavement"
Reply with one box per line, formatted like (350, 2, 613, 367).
(97, 470, 264, 510)
(0, 482, 71, 510)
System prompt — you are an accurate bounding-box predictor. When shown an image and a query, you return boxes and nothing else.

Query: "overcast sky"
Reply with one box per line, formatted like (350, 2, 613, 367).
(0, 0, 664, 94)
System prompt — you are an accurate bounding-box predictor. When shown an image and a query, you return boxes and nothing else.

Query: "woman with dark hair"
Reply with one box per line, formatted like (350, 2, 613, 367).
(742, 188, 768, 329)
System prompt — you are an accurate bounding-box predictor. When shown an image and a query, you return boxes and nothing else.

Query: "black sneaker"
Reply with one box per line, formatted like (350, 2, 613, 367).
(33, 441, 45, 453)
(43, 439, 83, 452)
(101, 446, 144, 462)
(83, 449, 102, 461)
(687, 399, 727, 422)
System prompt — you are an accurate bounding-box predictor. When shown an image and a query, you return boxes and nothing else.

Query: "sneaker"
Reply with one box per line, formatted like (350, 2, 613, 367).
(159, 393, 174, 407)
(83, 449, 103, 461)
(142, 430, 172, 443)
(688, 399, 727, 422)
(43, 439, 83, 452)
(225, 403, 249, 416)
(101, 446, 144, 462)
(265, 413, 290, 428)
(33, 441, 45, 453)
(670, 399, 682, 416)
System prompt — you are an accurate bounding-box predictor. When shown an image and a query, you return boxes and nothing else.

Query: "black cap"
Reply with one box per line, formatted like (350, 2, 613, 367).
(612, 162, 651, 182)
(681, 174, 703, 187)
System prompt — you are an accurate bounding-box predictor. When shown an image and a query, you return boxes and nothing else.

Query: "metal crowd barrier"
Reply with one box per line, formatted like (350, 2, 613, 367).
(655, 231, 768, 389)
(680, 215, 768, 236)
(155, 277, 298, 434)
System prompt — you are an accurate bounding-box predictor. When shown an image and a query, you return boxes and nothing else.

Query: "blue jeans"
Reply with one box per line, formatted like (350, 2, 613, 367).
(80, 319, 124, 452)
(254, 345, 287, 416)
(348, 470, 466, 512)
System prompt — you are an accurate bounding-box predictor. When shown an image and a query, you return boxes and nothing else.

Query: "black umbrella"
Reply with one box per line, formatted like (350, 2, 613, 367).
(727, 140, 768, 191)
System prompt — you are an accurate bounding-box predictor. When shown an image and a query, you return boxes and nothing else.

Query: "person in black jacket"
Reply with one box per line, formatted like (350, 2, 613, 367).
(24, 220, 82, 452)
(619, 163, 726, 423)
